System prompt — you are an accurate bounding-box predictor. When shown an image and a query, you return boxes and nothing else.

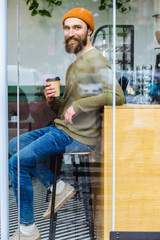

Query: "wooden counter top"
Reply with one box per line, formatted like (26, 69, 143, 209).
(104, 104, 160, 109)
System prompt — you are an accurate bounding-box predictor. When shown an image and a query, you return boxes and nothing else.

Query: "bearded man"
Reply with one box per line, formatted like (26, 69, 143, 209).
(9, 8, 125, 240)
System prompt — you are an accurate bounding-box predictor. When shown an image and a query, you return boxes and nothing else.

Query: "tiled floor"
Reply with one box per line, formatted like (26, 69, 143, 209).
(9, 178, 95, 240)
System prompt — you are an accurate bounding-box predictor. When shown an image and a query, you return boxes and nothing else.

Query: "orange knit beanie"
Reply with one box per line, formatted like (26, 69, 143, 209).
(62, 8, 95, 32)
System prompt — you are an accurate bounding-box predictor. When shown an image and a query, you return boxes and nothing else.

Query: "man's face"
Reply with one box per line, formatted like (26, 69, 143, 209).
(63, 18, 91, 54)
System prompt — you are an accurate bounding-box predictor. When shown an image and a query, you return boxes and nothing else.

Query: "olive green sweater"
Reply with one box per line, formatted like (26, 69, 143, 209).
(47, 48, 125, 145)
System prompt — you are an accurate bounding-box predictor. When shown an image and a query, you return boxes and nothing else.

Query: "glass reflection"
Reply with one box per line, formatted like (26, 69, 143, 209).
(108, 0, 160, 238)
(8, 5, 124, 240)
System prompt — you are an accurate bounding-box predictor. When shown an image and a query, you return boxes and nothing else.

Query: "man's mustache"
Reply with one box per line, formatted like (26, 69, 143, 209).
(65, 36, 79, 44)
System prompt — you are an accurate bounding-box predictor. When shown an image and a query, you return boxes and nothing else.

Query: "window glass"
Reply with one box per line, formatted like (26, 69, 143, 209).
(7, 0, 160, 239)
(8, 0, 115, 239)
(108, 0, 160, 238)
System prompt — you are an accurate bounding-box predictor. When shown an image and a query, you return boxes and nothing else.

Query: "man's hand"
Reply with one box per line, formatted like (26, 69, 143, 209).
(64, 106, 76, 124)
(44, 82, 56, 102)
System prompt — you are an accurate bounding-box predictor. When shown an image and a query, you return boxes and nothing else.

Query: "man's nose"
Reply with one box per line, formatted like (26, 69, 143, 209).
(68, 28, 75, 37)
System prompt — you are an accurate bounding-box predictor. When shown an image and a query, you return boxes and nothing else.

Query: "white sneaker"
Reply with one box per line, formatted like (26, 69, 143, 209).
(43, 182, 76, 219)
(10, 225, 40, 240)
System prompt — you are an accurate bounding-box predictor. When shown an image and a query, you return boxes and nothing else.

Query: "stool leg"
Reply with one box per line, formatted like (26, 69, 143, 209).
(80, 155, 95, 240)
(49, 155, 58, 240)
(71, 155, 81, 199)
(71, 155, 77, 188)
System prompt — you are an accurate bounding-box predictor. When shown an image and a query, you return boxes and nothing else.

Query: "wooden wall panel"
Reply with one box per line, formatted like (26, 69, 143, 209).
(103, 105, 160, 239)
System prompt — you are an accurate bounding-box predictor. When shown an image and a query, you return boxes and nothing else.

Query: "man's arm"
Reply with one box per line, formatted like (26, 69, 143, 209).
(64, 81, 124, 124)
(72, 81, 125, 114)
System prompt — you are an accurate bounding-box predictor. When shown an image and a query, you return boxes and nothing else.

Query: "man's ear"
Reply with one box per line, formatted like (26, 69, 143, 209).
(88, 28, 93, 36)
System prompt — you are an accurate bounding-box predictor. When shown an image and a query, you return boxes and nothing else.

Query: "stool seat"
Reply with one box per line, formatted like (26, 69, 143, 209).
(63, 152, 91, 155)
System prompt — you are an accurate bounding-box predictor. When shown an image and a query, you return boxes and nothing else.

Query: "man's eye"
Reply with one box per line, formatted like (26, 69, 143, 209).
(63, 26, 70, 31)
(75, 26, 81, 29)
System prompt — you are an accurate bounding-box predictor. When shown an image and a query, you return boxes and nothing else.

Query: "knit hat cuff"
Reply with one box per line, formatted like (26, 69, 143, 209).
(62, 8, 94, 32)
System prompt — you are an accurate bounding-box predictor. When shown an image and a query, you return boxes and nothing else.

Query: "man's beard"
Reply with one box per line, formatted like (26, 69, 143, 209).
(65, 31, 88, 54)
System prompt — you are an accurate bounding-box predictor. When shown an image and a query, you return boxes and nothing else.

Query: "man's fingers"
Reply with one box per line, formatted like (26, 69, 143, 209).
(45, 89, 55, 96)
(45, 82, 51, 87)
(68, 114, 73, 124)
(64, 112, 73, 125)
(64, 106, 75, 124)
(44, 84, 56, 100)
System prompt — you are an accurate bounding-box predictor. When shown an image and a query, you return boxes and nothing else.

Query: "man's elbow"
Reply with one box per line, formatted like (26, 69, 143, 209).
(116, 93, 125, 105)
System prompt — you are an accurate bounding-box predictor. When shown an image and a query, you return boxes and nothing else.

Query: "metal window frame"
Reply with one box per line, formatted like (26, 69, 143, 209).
(0, 0, 9, 239)
(110, 231, 160, 240)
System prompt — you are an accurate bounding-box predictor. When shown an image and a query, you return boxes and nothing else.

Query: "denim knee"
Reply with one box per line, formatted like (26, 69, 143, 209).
(9, 154, 18, 176)
(8, 137, 17, 156)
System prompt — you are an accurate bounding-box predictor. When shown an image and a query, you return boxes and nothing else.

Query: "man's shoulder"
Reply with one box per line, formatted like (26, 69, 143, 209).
(86, 47, 105, 59)
(81, 48, 108, 66)
(67, 48, 110, 75)
(85, 48, 110, 70)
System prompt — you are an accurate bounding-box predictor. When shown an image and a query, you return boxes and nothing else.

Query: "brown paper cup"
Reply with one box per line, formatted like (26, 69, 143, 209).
(46, 77, 60, 97)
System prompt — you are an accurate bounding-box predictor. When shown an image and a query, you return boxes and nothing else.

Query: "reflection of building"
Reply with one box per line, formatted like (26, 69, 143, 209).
(78, 83, 102, 96)
(8, 65, 41, 86)
(48, 28, 55, 56)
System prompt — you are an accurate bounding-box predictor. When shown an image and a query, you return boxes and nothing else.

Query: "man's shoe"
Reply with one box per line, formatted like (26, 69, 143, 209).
(43, 182, 76, 219)
(10, 226, 40, 240)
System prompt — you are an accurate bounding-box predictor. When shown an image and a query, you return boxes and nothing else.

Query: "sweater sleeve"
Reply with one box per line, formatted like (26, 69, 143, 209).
(72, 81, 125, 114)
(71, 50, 125, 114)
(46, 97, 63, 115)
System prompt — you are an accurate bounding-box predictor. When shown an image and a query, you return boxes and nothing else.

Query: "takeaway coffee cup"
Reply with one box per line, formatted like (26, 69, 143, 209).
(46, 77, 60, 97)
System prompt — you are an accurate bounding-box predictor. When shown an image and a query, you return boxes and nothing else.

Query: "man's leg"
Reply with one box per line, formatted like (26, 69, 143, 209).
(9, 125, 57, 156)
(9, 126, 73, 239)
(9, 125, 71, 189)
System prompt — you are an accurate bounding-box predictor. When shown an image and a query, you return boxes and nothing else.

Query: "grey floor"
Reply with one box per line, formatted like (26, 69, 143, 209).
(9, 178, 94, 240)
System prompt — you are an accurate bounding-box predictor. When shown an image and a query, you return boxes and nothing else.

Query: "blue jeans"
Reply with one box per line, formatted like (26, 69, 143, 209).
(8, 124, 95, 224)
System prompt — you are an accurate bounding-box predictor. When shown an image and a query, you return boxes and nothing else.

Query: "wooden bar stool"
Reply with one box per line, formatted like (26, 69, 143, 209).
(49, 152, 95, 240)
